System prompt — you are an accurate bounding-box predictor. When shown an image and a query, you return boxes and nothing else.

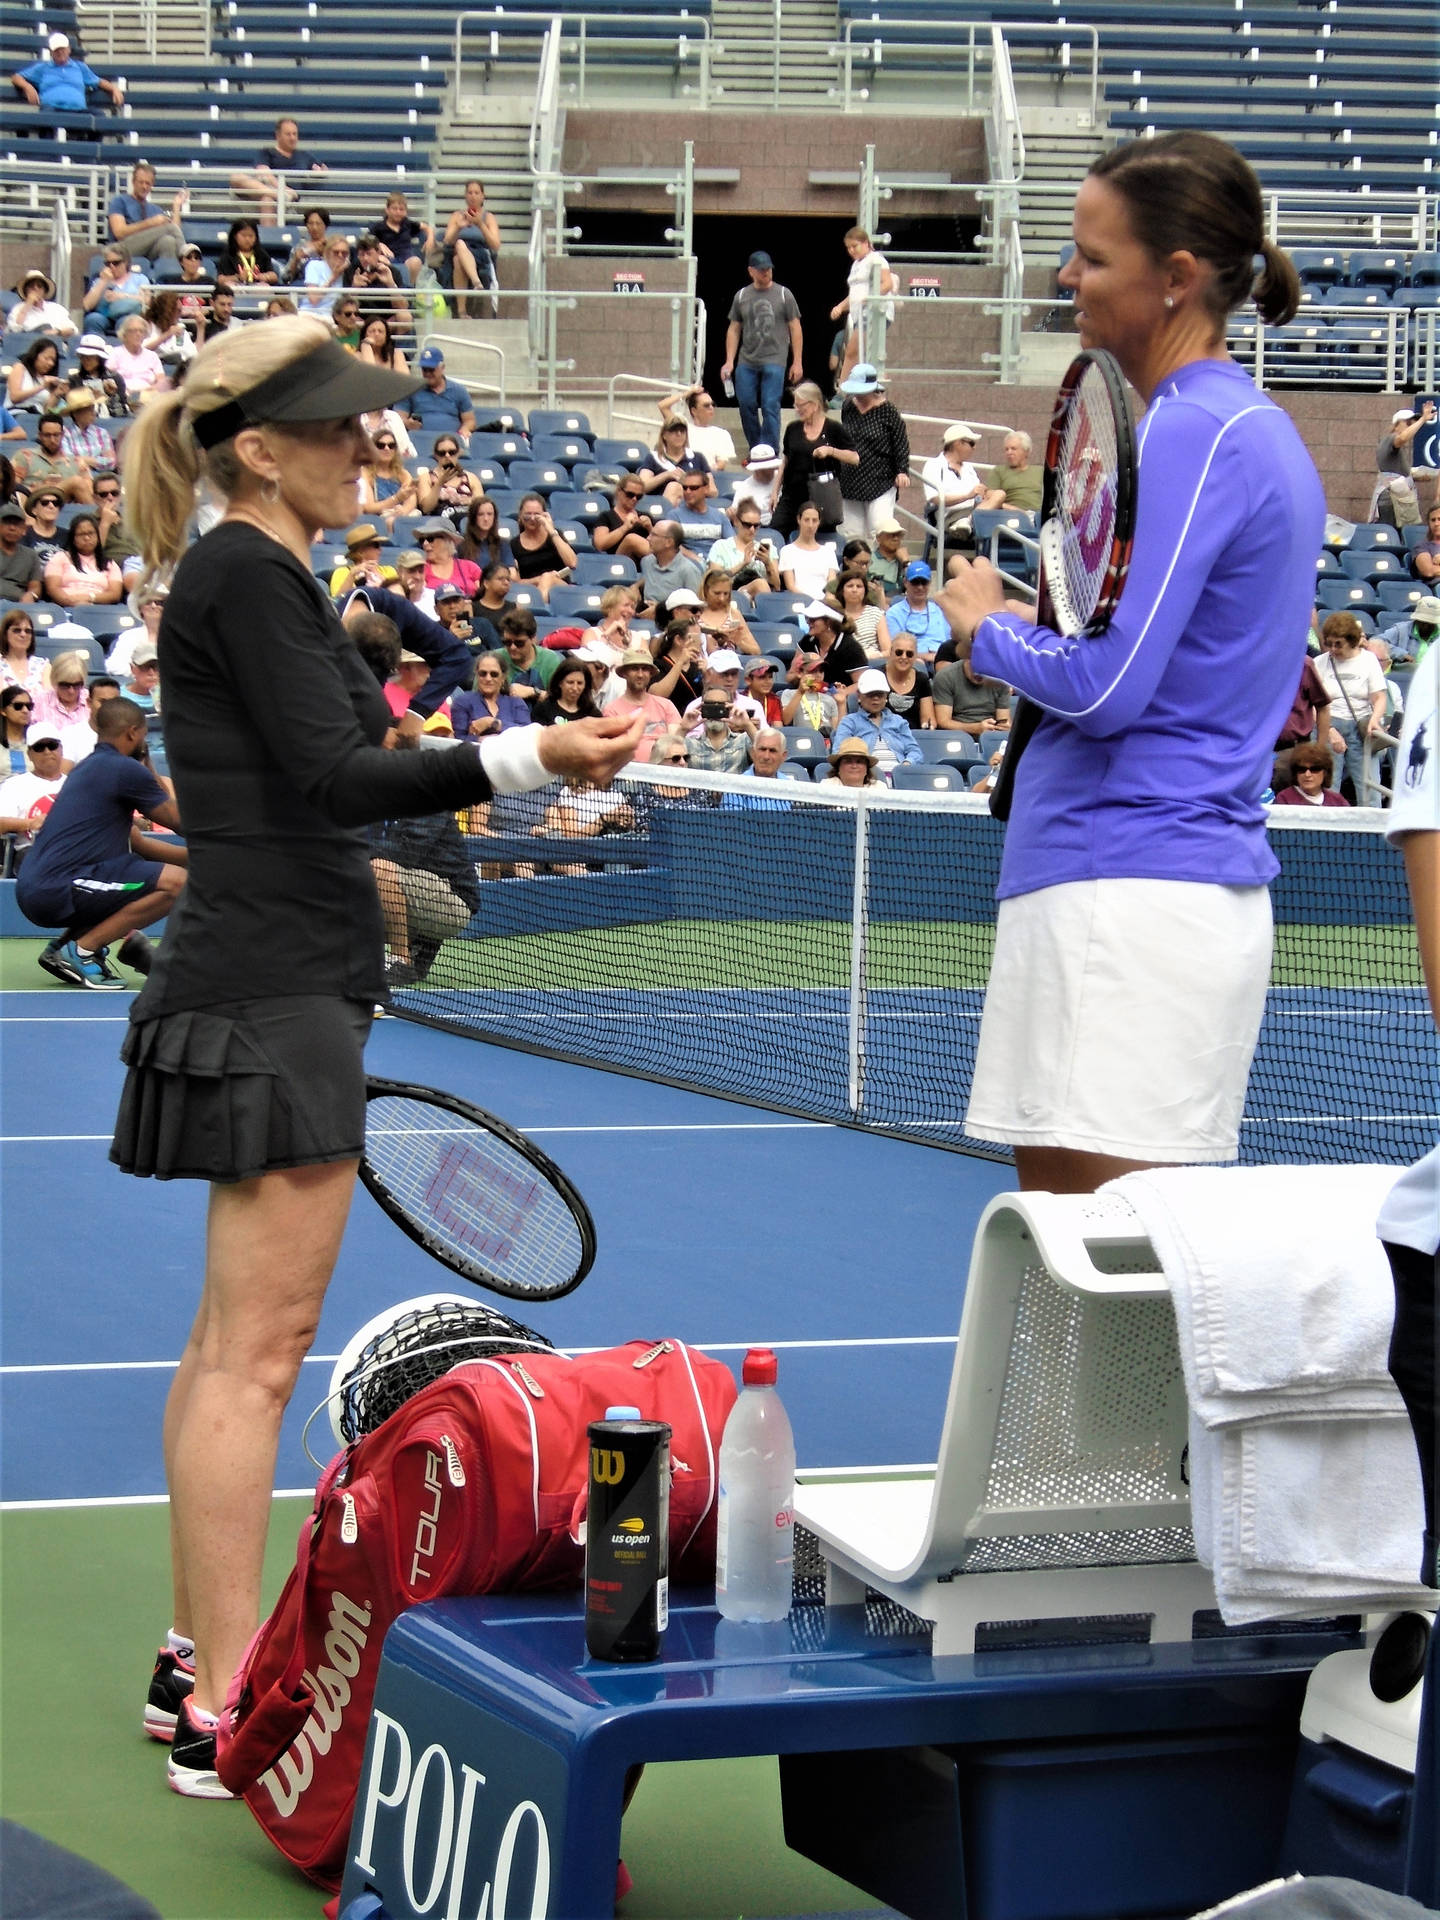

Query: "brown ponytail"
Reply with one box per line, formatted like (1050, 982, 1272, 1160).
(1253, 238, 1301, 327)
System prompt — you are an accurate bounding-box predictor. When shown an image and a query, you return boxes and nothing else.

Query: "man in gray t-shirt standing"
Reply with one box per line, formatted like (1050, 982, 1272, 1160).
(720, 251, 804, 459)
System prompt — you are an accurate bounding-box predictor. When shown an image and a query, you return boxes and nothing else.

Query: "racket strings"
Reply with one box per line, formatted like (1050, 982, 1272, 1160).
(365, 1094, 584, 1295)
(332, 1300, 556, 1447)
(1048, 365, 1123, 635)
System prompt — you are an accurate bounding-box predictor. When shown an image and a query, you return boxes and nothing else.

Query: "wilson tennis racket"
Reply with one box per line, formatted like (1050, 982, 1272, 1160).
(360, 1076, 596, 1301)
(988, 348, 1137, 822)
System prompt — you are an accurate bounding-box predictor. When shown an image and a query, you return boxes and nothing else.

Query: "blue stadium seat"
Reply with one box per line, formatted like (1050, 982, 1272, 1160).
(1392, 285, 1440, 312)
(574, 553, 638, 584)
(1347, 523, 1406, 551)
(470, 433, 528, 462)
(1402, 525, 1428, 555)
(1340, 548, 1407, 583)
(57, 607, 136, 641)
(470, 460, 511, 491)
(1409, 252, 1440, 288)
(891, 765, 968, 792)
(548, 521, 593, 553)
(966, 763, 992, 788)
(506, 583, 547, 612)
(531, 436, 594, 467)
(549, 491, 608, 525)
(1292, 248, 1345, 288)
(777, 761, 814, 781)
(1322, 284, 1390, 311)
(548, 585, 607, 620)
(592, 438, 651, 470)
(1348, 249, 1407, 292)
(750, 590, 811, 623)
(1376, 580, 1423, 616)
(505, 461, 567, 497)
(1316, 579, 1382, 615)
(1315, 551, 1344, 578)
(781, 727, 829, 766)
(528, 409, 593, 441)
(917, 732, 981, 765)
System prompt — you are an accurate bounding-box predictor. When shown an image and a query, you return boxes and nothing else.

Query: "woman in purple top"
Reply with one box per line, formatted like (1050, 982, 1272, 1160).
(450, 656, 533, 738)
(941, 132, 1323, 1193)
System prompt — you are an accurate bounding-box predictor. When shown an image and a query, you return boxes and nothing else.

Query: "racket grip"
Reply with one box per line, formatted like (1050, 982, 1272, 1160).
(987, 697, 1041, 823)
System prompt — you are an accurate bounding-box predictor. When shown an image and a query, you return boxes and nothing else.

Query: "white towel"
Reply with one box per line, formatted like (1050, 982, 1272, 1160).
(1105, 1167, 1431, 1625)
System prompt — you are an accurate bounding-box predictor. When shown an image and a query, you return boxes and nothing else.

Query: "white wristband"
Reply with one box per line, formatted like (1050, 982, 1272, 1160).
(477, 727, 551, 794)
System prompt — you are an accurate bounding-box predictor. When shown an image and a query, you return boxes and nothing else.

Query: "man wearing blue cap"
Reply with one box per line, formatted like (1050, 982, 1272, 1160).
(405, 345, 475, 442)
(720, 252, 803, 458)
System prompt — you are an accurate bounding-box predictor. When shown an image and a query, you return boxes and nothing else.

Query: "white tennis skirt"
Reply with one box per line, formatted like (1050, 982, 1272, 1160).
(965, 877, 1273, 1162)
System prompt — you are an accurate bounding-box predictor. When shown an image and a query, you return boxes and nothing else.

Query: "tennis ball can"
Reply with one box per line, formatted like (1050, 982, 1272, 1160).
(715, 1348, 795, 1622)
(585, 1406, 671, 1661)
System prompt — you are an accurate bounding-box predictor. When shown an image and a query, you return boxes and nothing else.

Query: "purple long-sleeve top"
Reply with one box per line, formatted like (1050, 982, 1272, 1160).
(972, 357, 1325, 900)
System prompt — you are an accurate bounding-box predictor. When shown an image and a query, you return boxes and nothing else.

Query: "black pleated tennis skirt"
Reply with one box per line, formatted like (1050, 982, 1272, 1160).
(110, 995, 374, 1183)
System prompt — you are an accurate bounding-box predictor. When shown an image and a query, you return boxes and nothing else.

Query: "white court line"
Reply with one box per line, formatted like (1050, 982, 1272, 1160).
(0, 1016, 130, 1023)
(0, 1119, 835, 1144)
(0, 1333, 958, 1377)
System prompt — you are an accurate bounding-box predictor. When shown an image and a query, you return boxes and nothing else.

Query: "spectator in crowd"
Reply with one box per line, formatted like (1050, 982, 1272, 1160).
(495, 608, 560, 705)
(343, 233, 409, 324)
(535, 775, 635, 873)
(640, 519, 703, 617)
(108, 313, 169, 406)
(922, 424, 985, 547)
(933, 634, 1011, 735)
(686, 687, 754, 772)
(230, 115, 328, 219)
(1412, 503, 1440, 585)
(9, 269, 78, 338)
(107, 588, 163, 679)
(282, 206, 332, 285)
(792, 602, 867, 690)
(6, 337, 66, 415)
(83, 246, 150, 335)
(406, 345, 476, 440)
(593, 476, 659, 563)
(745, 657, 785, 727)
(980, 430, 1042, 513)
(361, 426, 420, 522)
(302, 231, 354, 317)
(0, 503, 42, 602)
(779, 501, 839, 601)
(650, 616, 706, 713)
(57, 392, 114, 472)
(1379, 593, 1439, 669)
(707, 500, 780, 593)
(511, 493, 576, 599)
(205, 285, 240, 339)
(1274, 652, 1333, 784)
(431, 585, 474, 653)
(1315, 610, 1388, 802)
(11, 30, 123, 112)
(122, 641, 160, 715)
(683, 649, 763, 728)
(23, 485, 66, 566)
(55, 673, 118, 763)
(172, 249, 211, 345)
(330, 295, 362, 349)
(643, 730, 712, 805)
(721, 252, 804, 455)
(828, 736, 880, 788)
(418, 434, 483, 523)
(731, 443, 782, 524)
(0, 722, 67, 857)
(143, 292, 196, 380)
(639, 415, 711, 503)
(372, 192, 433, 287)
(534, 658, 602, 726)
(696, 567, 758, 656)
(416, 520, 481, 600)
(461, 498, 512, 573)
(601, 646, 681, 759)
(215, 220, 278, 293)
(369, 739, 481, 989)
(832, 565, 889, 656)
(91, 470, 142, 585)
(672, 471, 726, 543)
(830, 228, 898, 389)
(2, 683, 38, 772)
(265, 293, 297, 318)
(328, 523, 396, 599)
(720, 727, 792, 808)
(837, 363, 911, 543)
(1272, 740, 1351, 809)
(972, 743, 1007, 796)
(774, 382, 856, 537)
(886, 559, 952, 667)
(1376, 402, 1437, 528)
(383, 549, 431, 615)
(580, 583, 641, 664)
(0, 605, 44, 687)
(464, 560, 509, 645)
(34, 648, 92, 730)
(782, 654, 839, 734)
(660, 387, 736, 470)
(44, 512, 122, 607)
(358, 316, 408, 376)
(70, 334, 122, 413)
(437, 180, 501, 318)
(833, 668, 923, 769)
(876, 634, 934, 729)
(450, 654, 531, 740)
(14, 412, 93, 504)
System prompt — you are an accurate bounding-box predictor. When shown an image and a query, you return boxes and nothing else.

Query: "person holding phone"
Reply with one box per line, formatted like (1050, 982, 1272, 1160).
(510, 491, 576, 600)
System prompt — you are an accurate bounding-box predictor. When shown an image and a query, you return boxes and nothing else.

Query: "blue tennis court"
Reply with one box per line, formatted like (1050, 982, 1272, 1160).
(0, 986, 1014, 1508)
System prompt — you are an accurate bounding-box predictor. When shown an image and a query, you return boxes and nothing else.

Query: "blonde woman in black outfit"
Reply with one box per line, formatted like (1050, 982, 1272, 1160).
(112, 316, 642, 1797)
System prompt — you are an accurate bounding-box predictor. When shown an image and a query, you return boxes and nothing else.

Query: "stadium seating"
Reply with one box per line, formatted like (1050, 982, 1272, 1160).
(917, 733, 981, 766)
(891, 765, 969, 792)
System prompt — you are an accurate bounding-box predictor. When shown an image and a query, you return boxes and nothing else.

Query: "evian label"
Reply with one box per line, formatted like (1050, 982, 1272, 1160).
(258, 1591, 373, 1818)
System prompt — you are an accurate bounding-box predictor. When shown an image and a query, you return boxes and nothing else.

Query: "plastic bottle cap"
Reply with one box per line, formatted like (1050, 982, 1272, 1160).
(603, 1405, 642, 1421)
(742, 1347, 778, 1386)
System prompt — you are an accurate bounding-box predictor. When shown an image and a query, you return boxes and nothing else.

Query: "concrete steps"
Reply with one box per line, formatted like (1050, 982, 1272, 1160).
(711, 0, 836, 105)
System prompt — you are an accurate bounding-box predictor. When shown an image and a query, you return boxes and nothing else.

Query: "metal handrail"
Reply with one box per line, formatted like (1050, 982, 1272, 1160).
(50, 195, 72, 314)
(528, 17, 564, 178)
(837, 17, 1097, 124)
(75, 0, 212, 61)
(417, 330, 507, 403)
(454, 9, 713, 111)
(1235, 303, 1410, 392)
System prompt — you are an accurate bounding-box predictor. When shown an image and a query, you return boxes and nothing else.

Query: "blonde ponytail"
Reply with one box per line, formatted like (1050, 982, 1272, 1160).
(121, 314, 332, 588)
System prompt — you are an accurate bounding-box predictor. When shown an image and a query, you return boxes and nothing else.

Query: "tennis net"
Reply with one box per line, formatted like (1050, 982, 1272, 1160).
(390, 766, 1434, 1168)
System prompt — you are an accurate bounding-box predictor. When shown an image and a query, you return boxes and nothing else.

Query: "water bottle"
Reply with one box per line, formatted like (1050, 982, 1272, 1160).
(722, 374, 735, 400)
(715, 1348, 795, 1622)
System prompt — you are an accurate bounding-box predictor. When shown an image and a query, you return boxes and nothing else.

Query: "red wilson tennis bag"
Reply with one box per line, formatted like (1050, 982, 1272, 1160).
(217, 1339, 735, 1890)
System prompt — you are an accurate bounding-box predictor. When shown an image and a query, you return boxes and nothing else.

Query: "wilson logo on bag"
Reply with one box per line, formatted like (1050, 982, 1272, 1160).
(217, 1339, 736, 1890)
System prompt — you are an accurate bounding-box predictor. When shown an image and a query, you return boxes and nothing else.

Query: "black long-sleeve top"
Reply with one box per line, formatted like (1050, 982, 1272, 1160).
(134, 523, 496, 1014)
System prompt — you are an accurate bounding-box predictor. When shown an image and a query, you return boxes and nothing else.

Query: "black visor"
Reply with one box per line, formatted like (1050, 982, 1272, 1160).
(193, 339, 422, 450)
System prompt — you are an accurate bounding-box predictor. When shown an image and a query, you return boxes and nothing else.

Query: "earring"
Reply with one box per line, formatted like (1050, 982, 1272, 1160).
(260, 477, 281, 505)
(1164, 296, 1174, 309)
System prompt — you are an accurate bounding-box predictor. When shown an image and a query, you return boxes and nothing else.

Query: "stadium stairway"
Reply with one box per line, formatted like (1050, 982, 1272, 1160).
(709, 0, 835, 106)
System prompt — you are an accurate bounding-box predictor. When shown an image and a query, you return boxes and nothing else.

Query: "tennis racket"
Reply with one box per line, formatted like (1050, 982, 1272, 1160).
(360, 1076, 596, 1301)
(988, 348, 1138, 822)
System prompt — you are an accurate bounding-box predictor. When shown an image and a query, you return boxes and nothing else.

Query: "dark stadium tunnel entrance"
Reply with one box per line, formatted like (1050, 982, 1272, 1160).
(692, 213, 853, 396)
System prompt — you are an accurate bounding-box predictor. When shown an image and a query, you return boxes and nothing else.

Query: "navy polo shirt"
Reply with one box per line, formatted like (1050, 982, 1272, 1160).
(19, 741, 170, 891)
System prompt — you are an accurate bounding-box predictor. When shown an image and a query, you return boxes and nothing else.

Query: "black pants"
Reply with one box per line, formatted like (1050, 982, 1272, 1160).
(1384, 1238, 1439, 1589)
